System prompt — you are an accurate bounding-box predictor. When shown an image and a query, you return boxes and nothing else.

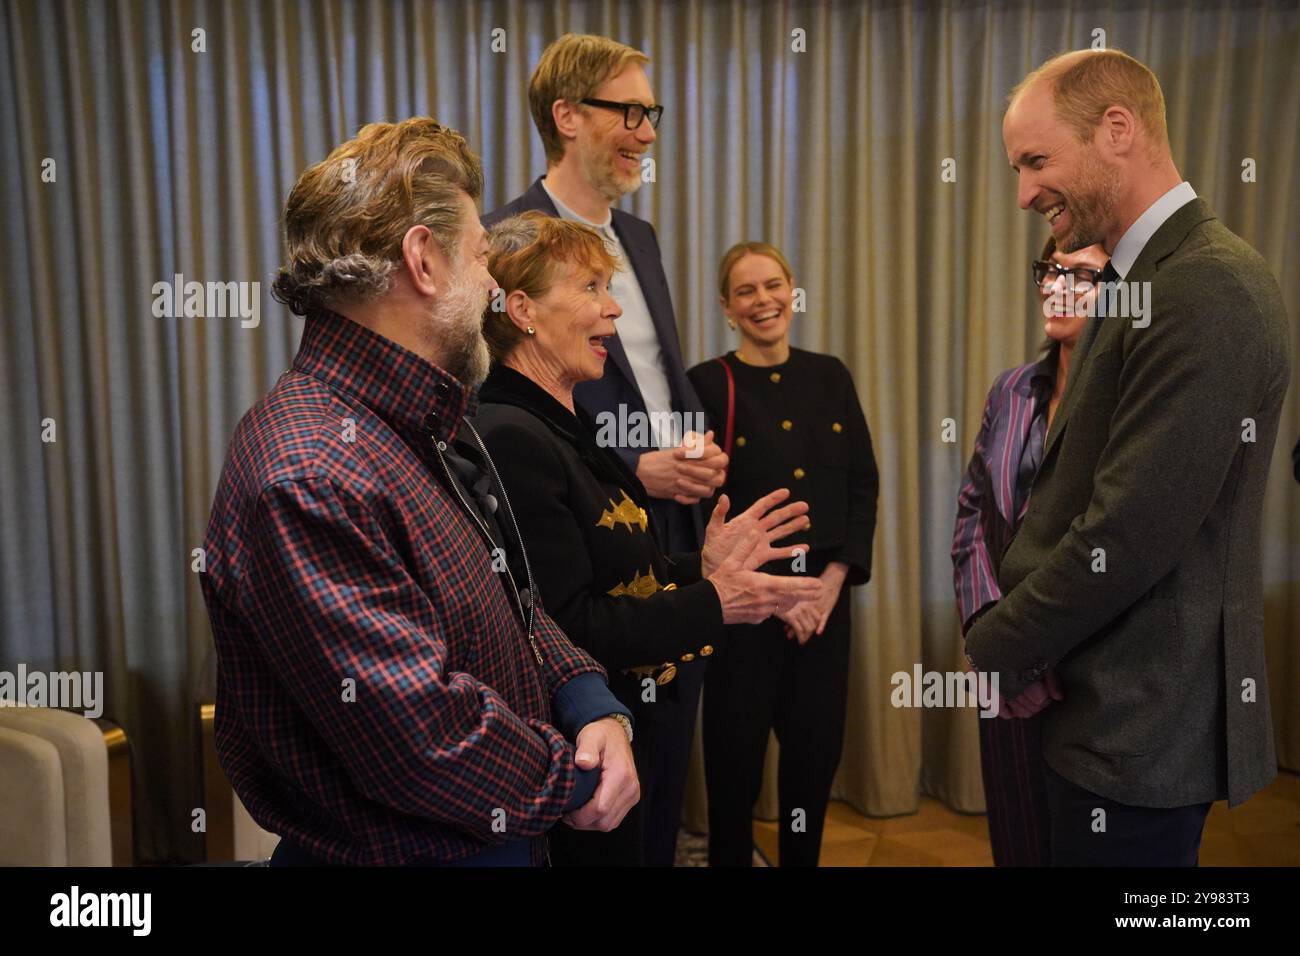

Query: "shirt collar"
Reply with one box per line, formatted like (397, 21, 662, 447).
(1109, 181, 1197, 278)
(540, 176, 616, 235)
(1029, 351, 1057, 389)
(292, 309, 474, 443)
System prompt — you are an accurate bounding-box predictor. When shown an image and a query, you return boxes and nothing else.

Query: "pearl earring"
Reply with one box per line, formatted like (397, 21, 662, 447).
(727, 319, 736, 330)
(526, 326, 536, 335)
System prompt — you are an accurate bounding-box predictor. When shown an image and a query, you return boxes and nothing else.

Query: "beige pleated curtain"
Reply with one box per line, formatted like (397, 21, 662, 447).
(2, 0, 1297, 862)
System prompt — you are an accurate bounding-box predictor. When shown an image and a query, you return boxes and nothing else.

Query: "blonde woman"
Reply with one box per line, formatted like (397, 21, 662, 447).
(687, 241, 879, 866)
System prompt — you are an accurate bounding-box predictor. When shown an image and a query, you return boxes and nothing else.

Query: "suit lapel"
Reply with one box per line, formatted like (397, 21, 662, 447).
(1037, 198, 1216, 466)
(597, 310, 639, 402)
(1127, 197, 1215, 284)
(609, 212, 697, 413)
(516, 177, 560, 216)
(1041, 307, 1104, 464)
(606, 218, 660, 395)
(612, 213, 685, 373)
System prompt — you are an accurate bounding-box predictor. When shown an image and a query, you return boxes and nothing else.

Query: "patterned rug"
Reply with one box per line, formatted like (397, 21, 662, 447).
(673, 830, 771, 867)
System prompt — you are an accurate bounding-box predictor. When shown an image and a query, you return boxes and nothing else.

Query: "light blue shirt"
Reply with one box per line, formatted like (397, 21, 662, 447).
(1109, 181, 1197, 278)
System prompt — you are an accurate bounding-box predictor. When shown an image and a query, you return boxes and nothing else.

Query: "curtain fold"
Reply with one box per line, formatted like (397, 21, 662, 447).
(2, 0, 1296, 862)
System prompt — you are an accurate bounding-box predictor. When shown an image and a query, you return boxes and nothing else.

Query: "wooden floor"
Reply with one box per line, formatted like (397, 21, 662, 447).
(749, 769, 1300, 866)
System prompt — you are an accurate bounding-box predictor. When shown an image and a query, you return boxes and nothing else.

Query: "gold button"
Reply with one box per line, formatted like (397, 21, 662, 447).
(770, 372, 781, 383)
(793, 467, 805, 479)
(655, 663, 678, 685)
(735, 435, 746, 447)
(781, 420, 793, 431)
(680, 653, 696, 662)
(700, 645, 715, 656)
(832, 422, 843, 433)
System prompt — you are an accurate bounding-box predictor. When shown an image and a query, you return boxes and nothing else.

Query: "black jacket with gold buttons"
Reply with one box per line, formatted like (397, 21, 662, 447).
(473, 364, 724, 704)
(687, 348, 879, 584)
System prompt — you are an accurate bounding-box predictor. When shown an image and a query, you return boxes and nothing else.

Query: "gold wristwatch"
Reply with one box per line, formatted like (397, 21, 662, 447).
(607, 713, 634, 743)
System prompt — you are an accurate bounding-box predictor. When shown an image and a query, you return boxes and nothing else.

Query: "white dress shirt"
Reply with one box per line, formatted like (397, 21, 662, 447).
(540, 178, 678, 449)
(1108, 181, 1197, 278)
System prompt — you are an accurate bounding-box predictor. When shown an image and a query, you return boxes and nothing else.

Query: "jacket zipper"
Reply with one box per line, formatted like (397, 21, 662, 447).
(430, 426, 543, 667)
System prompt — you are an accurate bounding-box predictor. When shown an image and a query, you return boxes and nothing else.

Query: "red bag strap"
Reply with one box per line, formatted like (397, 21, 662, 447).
(713, 356, 736, 459)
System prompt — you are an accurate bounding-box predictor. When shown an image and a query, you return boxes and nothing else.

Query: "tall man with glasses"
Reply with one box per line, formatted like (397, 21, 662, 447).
(486, 33, 726, 866)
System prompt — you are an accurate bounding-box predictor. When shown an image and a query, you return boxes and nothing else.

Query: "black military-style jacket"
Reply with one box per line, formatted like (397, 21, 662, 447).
(473, 364, 724, 711)
(688, 347, 878, 584)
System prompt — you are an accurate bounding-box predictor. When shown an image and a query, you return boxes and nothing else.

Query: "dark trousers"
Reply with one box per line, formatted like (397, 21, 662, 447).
(640, 659, 705, 866)
(549, 720, 654, 866)
(703, 589, 851, 867)
(1043, 764, 1212, 866)
(550, 665, 700, 867)
(636, 497, 707, 867)
(978, 710, 1052, 866)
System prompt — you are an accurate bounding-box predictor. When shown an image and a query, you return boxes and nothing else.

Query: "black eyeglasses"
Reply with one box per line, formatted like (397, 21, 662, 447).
(1032, 259, 1103, 290)
(580, 98, 663, 130)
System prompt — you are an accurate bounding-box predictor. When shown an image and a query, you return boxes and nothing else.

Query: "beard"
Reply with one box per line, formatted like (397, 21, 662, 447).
(421, 258, 491, 388)
(579, 135, 642, 204)
(1060, 148, 1124, 253)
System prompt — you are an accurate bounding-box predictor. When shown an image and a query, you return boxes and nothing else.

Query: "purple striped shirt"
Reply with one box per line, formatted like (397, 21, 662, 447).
(952, 359, 1054, 631)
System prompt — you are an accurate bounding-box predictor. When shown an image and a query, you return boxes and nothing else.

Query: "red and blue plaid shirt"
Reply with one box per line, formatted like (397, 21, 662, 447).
(201, 310, 613, 865)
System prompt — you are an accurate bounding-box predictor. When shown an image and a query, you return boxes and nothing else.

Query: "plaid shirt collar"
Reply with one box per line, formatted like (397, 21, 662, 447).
(293, 309, 476, 444)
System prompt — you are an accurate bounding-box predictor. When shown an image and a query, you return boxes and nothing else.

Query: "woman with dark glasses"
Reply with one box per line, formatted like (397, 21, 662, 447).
(951, 234, 1108, 866)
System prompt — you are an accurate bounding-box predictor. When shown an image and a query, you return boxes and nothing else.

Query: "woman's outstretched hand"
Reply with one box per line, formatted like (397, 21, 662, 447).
(706, 526, 824, 625)
(700, 489, 811, 578)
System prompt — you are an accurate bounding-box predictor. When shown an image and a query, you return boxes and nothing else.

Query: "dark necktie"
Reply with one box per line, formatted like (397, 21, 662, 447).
(1079, 260, 1120, 356)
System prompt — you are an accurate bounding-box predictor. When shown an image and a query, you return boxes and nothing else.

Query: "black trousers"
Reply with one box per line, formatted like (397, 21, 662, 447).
(639, 497, 708, 867)
(703, 588, 851, 867)
(978, 709, 1052, 866)
(640, 659, 705, 866)
(1044, 764, 1212, 866)
(548, 718, 654, 866)
(549, 666, 700, 867)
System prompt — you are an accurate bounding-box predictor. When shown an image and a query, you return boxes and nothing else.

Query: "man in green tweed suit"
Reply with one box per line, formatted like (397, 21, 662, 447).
(967, 49, 1290, 865)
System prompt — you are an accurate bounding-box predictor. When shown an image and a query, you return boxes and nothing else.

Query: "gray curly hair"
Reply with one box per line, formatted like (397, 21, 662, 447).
(272, 117, 483, 316)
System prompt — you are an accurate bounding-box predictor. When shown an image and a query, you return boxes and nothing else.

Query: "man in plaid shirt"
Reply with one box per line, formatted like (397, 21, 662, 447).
(200, 118, 638, 866)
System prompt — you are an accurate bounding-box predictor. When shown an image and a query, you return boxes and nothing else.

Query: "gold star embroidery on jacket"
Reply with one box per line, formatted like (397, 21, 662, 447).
(607, 567, 675, 599)
(595, 489, 648, 532)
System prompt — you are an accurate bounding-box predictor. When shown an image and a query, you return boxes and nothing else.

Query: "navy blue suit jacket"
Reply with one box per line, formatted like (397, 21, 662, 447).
(484, 176, 708, 550)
